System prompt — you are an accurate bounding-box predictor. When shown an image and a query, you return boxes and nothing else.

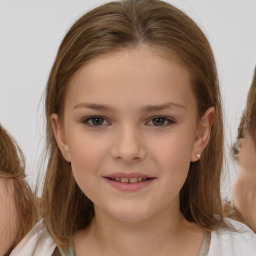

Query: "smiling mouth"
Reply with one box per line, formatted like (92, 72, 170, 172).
(105, 177, 154, 183)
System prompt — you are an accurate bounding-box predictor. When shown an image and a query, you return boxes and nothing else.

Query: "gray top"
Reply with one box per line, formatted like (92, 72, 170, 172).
(57, 232, 211, 256)
(198, 232, 211, 256)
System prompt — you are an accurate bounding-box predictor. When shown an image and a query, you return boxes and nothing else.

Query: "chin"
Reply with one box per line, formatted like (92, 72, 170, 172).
(105, 204, 153, 223)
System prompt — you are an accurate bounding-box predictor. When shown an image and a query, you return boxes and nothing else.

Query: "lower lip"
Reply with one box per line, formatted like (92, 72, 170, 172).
(104, 178, 155, 192)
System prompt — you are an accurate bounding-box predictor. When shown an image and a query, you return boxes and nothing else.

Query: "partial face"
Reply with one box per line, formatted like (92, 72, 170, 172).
(0, 179, 19, 255)
(233, 132, 256, 231)
(237, 132, 256, 173)
(52, 45, 213, 223)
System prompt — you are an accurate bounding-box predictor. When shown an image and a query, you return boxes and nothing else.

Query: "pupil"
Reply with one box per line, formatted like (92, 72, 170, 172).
(92, 117, 103, 126)
(153, 118, 165, 126)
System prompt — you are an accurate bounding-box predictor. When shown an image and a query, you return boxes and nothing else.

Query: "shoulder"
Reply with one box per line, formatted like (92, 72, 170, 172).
(208, 218, 256, 256)
(10, 219, 57, 256)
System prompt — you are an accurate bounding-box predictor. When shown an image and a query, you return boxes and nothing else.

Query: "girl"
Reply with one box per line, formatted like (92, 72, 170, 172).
(0, 125, 38, 255)
(232, 68, 256, 232)
(11, 0, 256, 255)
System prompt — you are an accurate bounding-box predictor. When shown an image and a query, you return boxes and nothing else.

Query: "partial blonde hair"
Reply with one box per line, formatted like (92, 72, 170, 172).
(42, 0, 227, 250)
(232, 68, 256, 156)
(0, 125, 38, 255)
(243, 69, 256, 144)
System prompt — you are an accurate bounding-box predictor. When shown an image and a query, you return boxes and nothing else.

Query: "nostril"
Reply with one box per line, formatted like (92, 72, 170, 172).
(110, 131, 146, 162)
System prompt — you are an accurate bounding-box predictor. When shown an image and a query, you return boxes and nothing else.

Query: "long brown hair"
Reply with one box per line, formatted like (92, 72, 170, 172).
(0, 125, 38, 255)
(43, 0, 227, 250)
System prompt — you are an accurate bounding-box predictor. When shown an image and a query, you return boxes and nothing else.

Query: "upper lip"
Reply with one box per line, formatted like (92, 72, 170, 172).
(104, 172, 155, 179)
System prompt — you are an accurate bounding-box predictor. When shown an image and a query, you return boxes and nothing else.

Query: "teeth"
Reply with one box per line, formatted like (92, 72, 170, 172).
(130, 178, 138, 183)
(121, 177, 129, 183)
(110, 177, 149, 183)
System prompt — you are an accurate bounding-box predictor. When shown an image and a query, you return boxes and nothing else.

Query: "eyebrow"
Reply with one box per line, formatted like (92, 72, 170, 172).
(142, 102, 186, 112)
(73, 102, 186, 112)
(73, 103, 113, 111)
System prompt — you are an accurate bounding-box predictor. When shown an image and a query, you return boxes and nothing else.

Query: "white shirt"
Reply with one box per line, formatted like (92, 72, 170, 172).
(208, 219, 256, 255)
(10, 218, 256, 256)
(10, 220, 56, 256)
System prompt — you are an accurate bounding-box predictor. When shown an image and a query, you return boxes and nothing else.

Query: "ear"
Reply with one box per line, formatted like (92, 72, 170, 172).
(51, 113, 71, 162)
(190, 107, 215, 162)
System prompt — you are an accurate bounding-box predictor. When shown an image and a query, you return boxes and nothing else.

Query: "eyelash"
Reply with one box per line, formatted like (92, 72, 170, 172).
(147, 116, 175, 127)
(82, 116, 175, 127)
(82, 116, 110, 127)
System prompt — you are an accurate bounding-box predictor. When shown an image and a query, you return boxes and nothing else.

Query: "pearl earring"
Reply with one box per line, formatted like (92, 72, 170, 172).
(196, 153, 201, 159)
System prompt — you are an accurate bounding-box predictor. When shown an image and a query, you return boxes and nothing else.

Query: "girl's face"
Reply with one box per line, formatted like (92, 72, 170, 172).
(233, 132, 256, 230)
(237, 132, 256, 174)
(52, 45, 213, 223)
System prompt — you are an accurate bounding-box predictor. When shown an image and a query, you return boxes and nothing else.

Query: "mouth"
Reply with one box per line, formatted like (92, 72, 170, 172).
(103, 174, 155, 192)
(105, 177, 154, 183)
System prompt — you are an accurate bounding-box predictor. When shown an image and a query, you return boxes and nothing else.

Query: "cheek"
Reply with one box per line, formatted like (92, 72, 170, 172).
(67, 129, 109, 167)
(239, 137, 256, 171)
(233, 177, 245, 208)
(69, 140, 99, 171)
(149, 128, 195, 169)
(66, 133, 109, 191)
(148, 129, 195, 190)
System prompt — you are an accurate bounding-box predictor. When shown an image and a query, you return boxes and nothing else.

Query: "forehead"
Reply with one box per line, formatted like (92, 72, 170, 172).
(64, 44, 195, 110)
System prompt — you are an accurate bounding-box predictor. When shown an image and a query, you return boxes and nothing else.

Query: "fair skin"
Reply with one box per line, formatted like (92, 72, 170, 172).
(233, 132, 256, 231)
(52, 45, 214, 256)
(0, 179, 19, 255)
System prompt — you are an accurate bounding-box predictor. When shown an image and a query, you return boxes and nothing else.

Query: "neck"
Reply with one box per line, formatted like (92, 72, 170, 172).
(74, 204, 204, 256)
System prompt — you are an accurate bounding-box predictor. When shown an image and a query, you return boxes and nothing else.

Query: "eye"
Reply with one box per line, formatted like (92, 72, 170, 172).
(231, 141, 240, 161)
(147, 117, 174, 127)
(83, 116, 109, 127)
(232, 141, 240, 155)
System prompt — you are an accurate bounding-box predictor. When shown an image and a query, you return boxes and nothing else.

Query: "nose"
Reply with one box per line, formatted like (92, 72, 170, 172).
(111, 125, 146, 163)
